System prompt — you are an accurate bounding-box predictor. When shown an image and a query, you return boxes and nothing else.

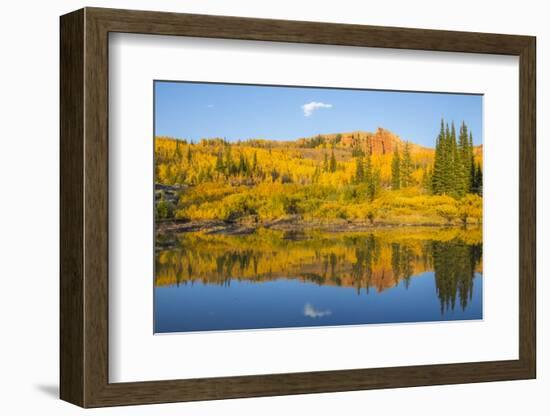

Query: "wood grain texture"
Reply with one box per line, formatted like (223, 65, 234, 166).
(83, 10, 110, 406)
(59, 8, 84, 407)
(518, 38, 536, 376)
(59, 7, 537, 408)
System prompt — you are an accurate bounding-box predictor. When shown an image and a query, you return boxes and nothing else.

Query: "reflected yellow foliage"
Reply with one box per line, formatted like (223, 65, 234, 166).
(156, 227, 482, 309)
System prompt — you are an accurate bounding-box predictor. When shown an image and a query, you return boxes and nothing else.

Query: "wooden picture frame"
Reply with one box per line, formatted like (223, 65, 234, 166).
(60, 7, 536, 408)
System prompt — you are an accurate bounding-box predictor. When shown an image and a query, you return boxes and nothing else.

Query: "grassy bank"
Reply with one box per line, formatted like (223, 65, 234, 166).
(158, 184, 482, 228)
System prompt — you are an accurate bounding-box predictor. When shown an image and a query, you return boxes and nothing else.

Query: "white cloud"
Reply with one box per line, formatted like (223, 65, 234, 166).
(301, 101, 332, 117)
(206, 104, 214, 108)
(303, 302, 332, 318)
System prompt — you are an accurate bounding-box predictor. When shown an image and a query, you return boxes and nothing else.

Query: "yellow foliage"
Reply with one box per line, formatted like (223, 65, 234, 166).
(155, 136, 482, 225)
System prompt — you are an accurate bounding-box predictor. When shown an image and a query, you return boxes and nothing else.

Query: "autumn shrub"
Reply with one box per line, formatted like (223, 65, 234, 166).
(315, 202, 349, 220)
(159, 136, 483, 226)
(458, 194, 482, 225)
(435, 204, 459, 224)
(156, 199, 175, 219)
(217, 193, 259, 221)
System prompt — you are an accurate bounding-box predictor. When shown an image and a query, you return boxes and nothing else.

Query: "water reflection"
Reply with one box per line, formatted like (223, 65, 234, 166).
(155, 227, 482, 317)
(155, 228, 483, 332)
(304, 302, 332, 318)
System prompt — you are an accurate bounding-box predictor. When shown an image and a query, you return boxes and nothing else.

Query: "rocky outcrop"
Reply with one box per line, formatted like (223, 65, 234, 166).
(298, 127, 430, 156)
(155, 183, 185, 205)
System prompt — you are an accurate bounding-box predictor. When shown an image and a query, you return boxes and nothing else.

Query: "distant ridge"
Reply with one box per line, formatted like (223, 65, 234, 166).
(164, 126, 481, 158)
(296, 127, 431, 155)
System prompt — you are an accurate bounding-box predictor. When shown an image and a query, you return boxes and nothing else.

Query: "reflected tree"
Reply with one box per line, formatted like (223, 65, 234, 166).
(154, 229, 482, 314)
(431, 239, 482, 313)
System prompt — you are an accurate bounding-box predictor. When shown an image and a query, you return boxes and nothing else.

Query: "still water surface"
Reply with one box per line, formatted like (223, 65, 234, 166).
(154, 227, 482, 333)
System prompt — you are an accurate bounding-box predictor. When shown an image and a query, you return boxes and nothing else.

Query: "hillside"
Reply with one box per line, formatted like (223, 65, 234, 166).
(154, 124, 483, 229)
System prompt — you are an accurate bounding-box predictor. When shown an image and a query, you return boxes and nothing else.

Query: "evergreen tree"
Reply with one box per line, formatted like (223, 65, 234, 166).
(186, 144, 193, 165)
(238, 153, 249, 175)
(175, 140, 182, 160)
(223, 145, 234, 176)
(354, 155, 364, 183)
(473, 162, 483, 195)
(450, 122, 458, 170)
(214, 152, 224, 174)
(431, 120, 463, 197)
(351, 145, 364, 157)
(432, 119, 445, 194)
(363, 152, 374, 200)
(312, 165, 320, 183)
(364, 151, 372, 184)
(252, 151, 258, 173)
(431, 119, 479, 198)
(422, 166, 432, 193)
(329, 149, 337, 172)
(401, 141, 413, 187)
(323, 152, 329, 172)
(442, 123, 456, 195)
(456, 122, 469, 197)
(469, 132, 476, 193)
(391, 146, 401, 190)
(369, 168, 381, 201)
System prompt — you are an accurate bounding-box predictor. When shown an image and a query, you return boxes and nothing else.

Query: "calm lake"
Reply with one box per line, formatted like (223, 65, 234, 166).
(154, 227, 482, 333)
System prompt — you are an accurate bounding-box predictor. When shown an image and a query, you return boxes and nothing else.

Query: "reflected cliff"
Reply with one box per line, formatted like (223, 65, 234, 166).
(155, 227, 482, 325)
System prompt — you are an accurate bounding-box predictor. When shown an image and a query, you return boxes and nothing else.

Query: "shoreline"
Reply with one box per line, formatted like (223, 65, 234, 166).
(155, 217, 477, 236)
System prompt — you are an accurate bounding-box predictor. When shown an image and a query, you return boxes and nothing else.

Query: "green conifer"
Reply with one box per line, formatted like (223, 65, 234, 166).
(391, 146, 401, 190)
(355, 155, 364, 183)
(432, 119, 445, 194)
(401, 141, 413, 187)
(329, 149, 337, 172)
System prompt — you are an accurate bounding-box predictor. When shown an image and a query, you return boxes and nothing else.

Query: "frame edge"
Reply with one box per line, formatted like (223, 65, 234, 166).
(518, 36, 537, 379)
(60, 8, 86, 408)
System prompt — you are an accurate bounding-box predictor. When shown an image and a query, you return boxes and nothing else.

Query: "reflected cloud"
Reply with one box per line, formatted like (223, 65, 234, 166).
(303, 302, 332, 318)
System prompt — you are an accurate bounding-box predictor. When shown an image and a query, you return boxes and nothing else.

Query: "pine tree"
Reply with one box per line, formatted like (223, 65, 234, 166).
(223, 145, 234, 176)
(469, 132, 476, 193)
(238, 153, 249, 175)
(401, 141, 413, 187)
(323, 152, 329, 172)
(352, 145, 364, 157)
(329, 149, 337, 172)
(369, 168, 381, 201)
(354, 155, 364, 183)
(473, 162, 483, 195)
(364, 151, 372, 184)
(477, 164, 483, 195)
(186, 144, 193, 165)
(252, 151, 258, 173)
(437, 122, 458, 195)
(431, 119, 478, 198)
(353, 150, 377, 201)
(442, 123, 455, 195)
(432, 119, 445, 194)
(214, 152, 224, 174)
(424, 166, 433, 193)
(391, 146, 401, 190)
(312, 165, 320, 183)
(175, 140, 182, 160)
(456, 122, 469, 197)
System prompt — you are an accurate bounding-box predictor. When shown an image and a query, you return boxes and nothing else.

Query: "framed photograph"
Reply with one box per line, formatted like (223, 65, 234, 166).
(60, 7, 536, 407)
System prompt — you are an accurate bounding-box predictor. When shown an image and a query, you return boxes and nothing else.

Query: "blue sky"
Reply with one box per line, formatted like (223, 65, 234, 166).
(154, 81, 483, 147)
